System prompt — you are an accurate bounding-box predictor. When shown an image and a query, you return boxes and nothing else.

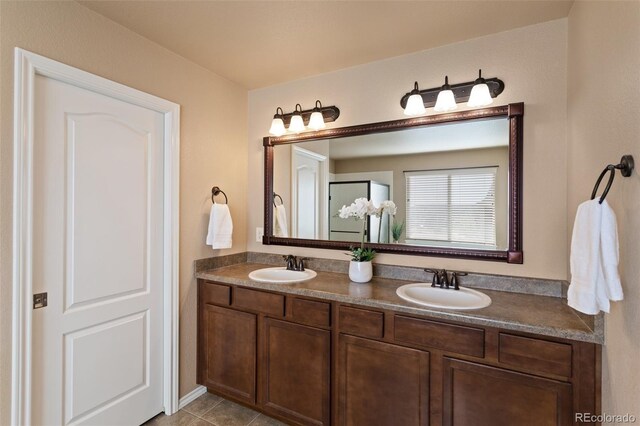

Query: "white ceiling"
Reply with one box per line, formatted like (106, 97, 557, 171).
(79, 0, 573, 89)
(324, 118, 509, 159)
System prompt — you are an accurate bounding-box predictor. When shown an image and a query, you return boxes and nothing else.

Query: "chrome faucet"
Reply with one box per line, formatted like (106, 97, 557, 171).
(424, 269, 467, 290)
(283, 255, 308, 272)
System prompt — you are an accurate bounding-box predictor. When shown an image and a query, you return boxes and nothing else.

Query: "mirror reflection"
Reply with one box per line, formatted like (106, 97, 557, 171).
(272, 117, 509, 251)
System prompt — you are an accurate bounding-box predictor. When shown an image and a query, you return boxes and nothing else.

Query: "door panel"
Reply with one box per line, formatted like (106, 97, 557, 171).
(292, 148, 324, 239)
(65, 113, 151, 309)
(261, 318, 330, 425)
(200, 304, 257, 404)
(338, 334, 430, 426)
(32, 75, 164, 425)
(64, 312, 148, 424)
(442, 358, 573, 426)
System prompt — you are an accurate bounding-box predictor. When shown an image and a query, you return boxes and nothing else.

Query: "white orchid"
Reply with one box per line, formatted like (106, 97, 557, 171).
(376, 200, 397, 217)
(337, 198, 398, 256)
(338, 197, 376, 220)
(337, 198, 378, 261)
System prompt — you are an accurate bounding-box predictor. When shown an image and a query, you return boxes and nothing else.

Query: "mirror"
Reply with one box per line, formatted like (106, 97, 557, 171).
(263, 103, 523, 263)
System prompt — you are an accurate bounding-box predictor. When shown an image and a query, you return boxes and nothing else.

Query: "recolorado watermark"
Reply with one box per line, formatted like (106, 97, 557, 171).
(576, 413, 637, 423)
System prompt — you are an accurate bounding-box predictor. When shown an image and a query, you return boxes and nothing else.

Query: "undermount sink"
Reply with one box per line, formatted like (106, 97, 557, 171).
(396, 283, 492, 310)
(248, 267, 317, 284)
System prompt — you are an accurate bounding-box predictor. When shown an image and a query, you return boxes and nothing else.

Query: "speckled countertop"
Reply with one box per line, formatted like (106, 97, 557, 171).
(196, 262, 603, 344)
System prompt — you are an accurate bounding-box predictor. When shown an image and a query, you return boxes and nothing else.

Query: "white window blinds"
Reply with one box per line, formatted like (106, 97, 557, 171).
(405, 167, 497, 247)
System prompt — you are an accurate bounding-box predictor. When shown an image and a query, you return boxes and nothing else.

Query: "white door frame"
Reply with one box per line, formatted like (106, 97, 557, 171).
(11, 48, 181, 425)
(290, 146, 328, 239)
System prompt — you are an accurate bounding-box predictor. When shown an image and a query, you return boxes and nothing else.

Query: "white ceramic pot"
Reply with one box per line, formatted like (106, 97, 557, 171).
(349, 260, 373, 283)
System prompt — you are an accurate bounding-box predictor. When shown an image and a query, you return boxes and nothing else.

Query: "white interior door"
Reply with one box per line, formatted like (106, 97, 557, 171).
(291, 147, 326, 239)
(31, 74, 165, 425)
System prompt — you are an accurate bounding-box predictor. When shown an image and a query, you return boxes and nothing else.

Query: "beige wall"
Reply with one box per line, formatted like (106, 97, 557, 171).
(334, 147, 510, 249)
(0, 2, 248, 422)
(567, 0, 640, 419)
(248, 19, 568, 279)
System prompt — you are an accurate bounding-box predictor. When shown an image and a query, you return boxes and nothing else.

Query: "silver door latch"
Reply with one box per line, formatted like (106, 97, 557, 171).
(33, 292, 48, 309)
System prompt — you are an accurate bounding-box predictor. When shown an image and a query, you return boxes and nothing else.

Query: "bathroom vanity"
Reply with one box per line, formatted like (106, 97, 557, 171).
(196, 261, 601, 426)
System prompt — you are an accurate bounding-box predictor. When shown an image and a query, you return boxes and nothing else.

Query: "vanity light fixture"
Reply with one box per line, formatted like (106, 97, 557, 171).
(268, 107, 286, 136)
(400, 72, 505, 115)
(288, 104, 305, 133)
(434, 76, 457, 112)
(403, 82, 427, 116)
(467, 69, 493, 107)
(308, 100, 326, 130)
(266, 102, 340, 136)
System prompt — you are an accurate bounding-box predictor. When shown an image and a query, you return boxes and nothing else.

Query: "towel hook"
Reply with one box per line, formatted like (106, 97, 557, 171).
(211, 186, 228, 204)
(590, 155, 634, 204)
(273, 192, 283, 208)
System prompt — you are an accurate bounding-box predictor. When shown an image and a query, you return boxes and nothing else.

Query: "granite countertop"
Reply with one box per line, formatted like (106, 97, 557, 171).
(196, 262, 603, 344)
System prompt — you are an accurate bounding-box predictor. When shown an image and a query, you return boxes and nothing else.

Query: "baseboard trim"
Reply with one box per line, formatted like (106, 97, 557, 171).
(178, 385, 207, 410)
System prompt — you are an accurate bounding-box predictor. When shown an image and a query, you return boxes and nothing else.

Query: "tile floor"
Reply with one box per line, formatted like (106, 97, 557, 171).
(145, 392, 287, 426)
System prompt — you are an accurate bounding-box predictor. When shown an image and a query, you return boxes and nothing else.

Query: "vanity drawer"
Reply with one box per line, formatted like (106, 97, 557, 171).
(394, 315, 485, 358)
(338, 306, 384, 339)
(289, 297, 331, 328)
(201, 281, 231, 306)
(233, 287, 285, 317)
(499, 333, 572, 377)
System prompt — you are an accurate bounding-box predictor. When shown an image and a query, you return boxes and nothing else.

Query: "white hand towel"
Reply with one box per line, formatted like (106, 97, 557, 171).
(600, 200, 623, 302)
(206, 204, 233, 249)
(274, 204, 289, 237)
(568, 199, 602, 315)
(568, 199, 623, 315)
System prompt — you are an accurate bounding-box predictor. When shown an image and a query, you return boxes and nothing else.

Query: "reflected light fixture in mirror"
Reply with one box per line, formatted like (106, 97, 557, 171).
(268, 107, 286, 136)
(434, 76, 457, 112)
(308, 100, 326, 130)
(288, 103, 305, 133)
(404, 82, 427, 116)
(468, 69, 494, 107)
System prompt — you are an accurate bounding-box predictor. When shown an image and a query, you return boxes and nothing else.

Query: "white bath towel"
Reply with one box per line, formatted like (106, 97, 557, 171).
(568, 199, 623, 314)
(274, 204, 289, 237)
(206, 204, 233, 249)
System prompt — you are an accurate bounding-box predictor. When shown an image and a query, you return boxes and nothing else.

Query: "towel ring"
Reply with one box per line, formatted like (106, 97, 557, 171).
(590, 165, 616, 204)
(211, 186, 228, 204)
(590, 155, 635, 204)
(273, 192, 283, 208)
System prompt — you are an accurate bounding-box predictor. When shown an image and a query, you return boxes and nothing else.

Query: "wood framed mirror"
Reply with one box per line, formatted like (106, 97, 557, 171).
(263, 103, 523, 263)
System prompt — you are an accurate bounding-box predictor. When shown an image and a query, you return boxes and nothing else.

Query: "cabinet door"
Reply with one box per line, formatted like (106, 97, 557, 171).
(338, 334, 430, 426)
(443, 358, 572, 426)
(261, 318, 331, 426)
(200, 304, 257, 404)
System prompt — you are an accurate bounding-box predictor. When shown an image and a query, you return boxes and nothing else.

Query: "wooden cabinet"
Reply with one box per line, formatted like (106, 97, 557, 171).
(442, 358, 573, 426)
(198, 304, 257, 404)
(261, 318, 331, 425)
(198, 280, 599, 426)
(198, 281, 332, 425)
(337, 334, 430, 426)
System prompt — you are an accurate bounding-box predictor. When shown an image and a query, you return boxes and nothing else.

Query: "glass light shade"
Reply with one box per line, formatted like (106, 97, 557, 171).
(468, 83, 493, 107)
(404, 93, 426, 116)
(268, 117, 286, 136)
(434, 89, 457, 112)
(308, 111, 326, 130)
(288, 114, 305, 133)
